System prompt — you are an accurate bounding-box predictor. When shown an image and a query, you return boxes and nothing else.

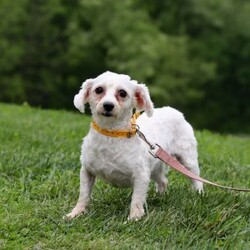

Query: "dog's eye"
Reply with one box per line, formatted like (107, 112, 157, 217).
(95, 87, 104, 95)
(118, 90, 127, 98)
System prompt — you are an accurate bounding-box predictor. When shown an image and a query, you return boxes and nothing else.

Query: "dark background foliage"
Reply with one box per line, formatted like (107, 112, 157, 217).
(0, 0, 249, 133)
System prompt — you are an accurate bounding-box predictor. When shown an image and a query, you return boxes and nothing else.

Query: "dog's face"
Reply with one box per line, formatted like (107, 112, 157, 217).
(74, 71, 154, 120)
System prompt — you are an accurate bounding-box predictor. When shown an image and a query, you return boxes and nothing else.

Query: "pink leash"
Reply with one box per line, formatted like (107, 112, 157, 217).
(137, 128, 250, 192)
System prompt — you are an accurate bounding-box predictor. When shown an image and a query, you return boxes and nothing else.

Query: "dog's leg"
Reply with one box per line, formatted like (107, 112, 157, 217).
(129, 175, 150, 220)
(64, 167, 95, 220)
(153, 165, 168, 194)
(178, 153, 204, 193)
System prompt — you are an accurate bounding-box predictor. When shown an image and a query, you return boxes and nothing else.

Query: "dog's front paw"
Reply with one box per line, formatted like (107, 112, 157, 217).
(128, 204, 145, 221)
(63, 205, 86, 220)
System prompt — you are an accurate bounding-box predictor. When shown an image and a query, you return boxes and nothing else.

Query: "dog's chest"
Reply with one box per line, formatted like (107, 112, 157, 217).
(82, 135, 143, 187)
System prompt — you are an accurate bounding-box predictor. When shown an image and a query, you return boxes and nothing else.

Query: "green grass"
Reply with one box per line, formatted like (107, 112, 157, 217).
(0, 103, 249, 250)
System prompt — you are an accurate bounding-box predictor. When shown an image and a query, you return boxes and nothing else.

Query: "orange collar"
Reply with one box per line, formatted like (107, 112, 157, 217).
(91, 112, 141, 138)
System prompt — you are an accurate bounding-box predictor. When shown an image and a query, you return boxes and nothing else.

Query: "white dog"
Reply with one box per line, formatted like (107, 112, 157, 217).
(65, 71, 203, 220)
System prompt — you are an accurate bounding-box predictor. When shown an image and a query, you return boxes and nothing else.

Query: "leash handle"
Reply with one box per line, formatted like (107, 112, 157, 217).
(136, 128, 250, 192)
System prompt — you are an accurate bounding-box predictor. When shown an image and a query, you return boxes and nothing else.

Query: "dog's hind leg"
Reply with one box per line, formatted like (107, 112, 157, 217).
(177, 152, 204, 193)
(152, 164, 168, 194)
(64, 167, 95, 220)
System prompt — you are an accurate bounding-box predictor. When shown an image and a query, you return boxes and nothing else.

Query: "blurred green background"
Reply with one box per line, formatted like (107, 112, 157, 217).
(0, 0, 249, 133)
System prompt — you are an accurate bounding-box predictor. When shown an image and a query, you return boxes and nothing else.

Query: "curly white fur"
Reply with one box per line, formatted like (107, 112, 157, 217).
(65, 71, 203, 220)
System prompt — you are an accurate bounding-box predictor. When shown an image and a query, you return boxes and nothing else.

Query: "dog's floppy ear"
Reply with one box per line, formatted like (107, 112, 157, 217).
(73, 79, 93, 113)
(134, 82, 154, 117)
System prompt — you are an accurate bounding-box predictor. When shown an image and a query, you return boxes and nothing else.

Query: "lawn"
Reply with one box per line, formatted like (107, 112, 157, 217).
(0, 103, 249, 249)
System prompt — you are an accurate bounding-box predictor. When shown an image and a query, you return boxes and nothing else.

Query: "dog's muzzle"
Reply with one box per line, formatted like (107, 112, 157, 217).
(102, 102, 114, 117)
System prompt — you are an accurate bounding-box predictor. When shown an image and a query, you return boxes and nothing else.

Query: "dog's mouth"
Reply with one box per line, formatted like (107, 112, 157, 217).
(101, 112, 113, 117)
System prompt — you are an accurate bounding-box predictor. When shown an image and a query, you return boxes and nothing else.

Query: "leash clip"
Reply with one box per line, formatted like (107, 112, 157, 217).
(136, 125, 161, 158)
(148, 144, 161, 158)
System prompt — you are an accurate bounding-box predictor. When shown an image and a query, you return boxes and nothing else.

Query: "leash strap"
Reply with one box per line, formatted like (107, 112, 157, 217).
(137, 129, 250, 192)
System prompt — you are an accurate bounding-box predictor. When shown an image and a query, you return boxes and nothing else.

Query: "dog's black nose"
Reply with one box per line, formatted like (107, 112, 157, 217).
(103, 102, 114, 112)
